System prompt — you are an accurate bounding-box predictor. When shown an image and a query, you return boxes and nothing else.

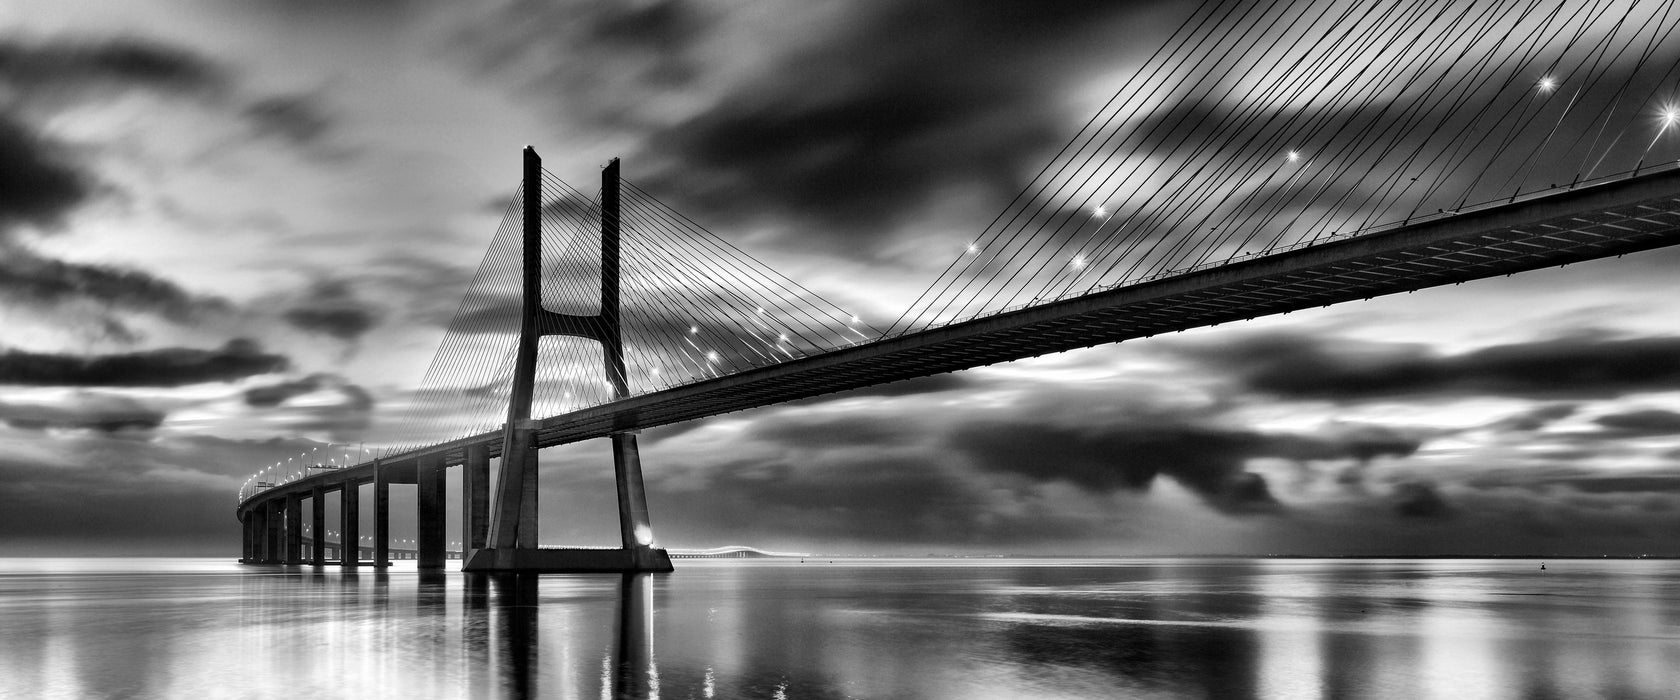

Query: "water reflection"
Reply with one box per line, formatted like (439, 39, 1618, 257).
(1, 558, 1679, 698)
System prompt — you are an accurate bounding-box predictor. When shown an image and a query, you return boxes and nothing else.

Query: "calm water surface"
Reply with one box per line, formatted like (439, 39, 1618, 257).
(1, 557, 1676, 699)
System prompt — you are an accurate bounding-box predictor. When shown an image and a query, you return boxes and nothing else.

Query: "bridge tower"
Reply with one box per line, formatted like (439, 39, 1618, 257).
(462, 148, 673, 572)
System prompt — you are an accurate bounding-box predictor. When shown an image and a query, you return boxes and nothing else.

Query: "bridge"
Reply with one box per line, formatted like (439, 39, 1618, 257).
(234, 0, 1680, 572)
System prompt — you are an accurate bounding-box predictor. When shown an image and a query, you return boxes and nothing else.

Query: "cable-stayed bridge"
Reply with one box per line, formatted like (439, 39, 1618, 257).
(235, 0, 1680, 571)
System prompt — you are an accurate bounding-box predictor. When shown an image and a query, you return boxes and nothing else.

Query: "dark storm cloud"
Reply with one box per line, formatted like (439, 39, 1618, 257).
(950, 414, 1423, 514)
(242, 95, 333, 146)
(0, 393, 165, 432)
(0, 36, 222, 96)
(636, 0, 1147, 243)
(0, 244, 231, 321)
(1492, 403, 1578, 432)
(0, 434, 326, 551)
(0, 113, 90, 230)
(0, 339, 286, 387)
(1593, 409, 1680, 436)
(1392, 480, 1451, 518)
(1466, 467, 1680, 496)
(651, 453, 1093, 546)
(1182, 333, 1680, 401)
(462, 0, 1170, 248)
(951, 421, 1277, 514)
(244, 373, 324, 407)
(281, 279, 379, 341)
(748, 412, 916, 449)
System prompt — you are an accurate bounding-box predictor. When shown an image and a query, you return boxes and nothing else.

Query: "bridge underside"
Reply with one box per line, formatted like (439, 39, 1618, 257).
(239, 167, 1680, 545)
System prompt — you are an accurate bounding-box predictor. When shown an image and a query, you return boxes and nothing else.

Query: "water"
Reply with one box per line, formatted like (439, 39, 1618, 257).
(1, 558, 1677, 699)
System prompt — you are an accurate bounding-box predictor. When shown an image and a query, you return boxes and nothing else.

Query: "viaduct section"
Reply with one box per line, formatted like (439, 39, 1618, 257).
(235, 157, 1680, 572)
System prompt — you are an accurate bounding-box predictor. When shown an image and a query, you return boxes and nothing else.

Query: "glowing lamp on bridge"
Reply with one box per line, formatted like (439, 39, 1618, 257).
(634, 524, 654, 546)
(1287, 150, 1301, 163)
(1093, 205, 1107, 217)
(1537, 76, 1556, 93)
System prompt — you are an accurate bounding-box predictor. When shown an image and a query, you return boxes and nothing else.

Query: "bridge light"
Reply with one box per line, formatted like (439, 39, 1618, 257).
(634, 524, 654, 546)
(1070, 254, 1087, 269)
(1537, 76, 1556, 93)
(1093, 205, 1107, 217)
(1287, 150, 1301, 163)
(967, 242, 979, 254)
(778, 333, 788, 342)
(689, 325, 698, 334)
(706, 351, 719, 362)
(1663, 107, 1679, 129)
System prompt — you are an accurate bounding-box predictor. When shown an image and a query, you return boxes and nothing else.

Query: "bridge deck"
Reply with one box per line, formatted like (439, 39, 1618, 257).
(238, 167, 1680, 514)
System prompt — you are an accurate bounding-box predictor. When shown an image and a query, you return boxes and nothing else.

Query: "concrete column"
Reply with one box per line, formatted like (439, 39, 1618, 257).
(612, 432, 655, 550)
(311, 486, 326, 566)
(240, 512, 253, 563)
(374, 459, 390, 567)
(263, 500, 283, 564)
(340, 480, 360, 566)
(464, 443, 489, 550)
(417, 456, 446, 570)
(284, 494, 303, 564)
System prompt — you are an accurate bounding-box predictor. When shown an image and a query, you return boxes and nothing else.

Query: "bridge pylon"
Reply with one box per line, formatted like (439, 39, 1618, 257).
(462, 148, 673, 573)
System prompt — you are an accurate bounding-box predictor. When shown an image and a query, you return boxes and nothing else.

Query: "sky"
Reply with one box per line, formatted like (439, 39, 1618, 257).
(3, 0, 1680, 557)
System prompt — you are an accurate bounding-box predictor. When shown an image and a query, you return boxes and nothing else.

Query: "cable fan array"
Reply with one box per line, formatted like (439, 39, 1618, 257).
(375, 169, 876, 455)
(889, 0, 1680, 335)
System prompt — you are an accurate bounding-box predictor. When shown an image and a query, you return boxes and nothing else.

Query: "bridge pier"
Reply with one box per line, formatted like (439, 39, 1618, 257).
(283, 494, 303, 564)
(311, 487, 326, 566)
(340, 480, 359, 566)
(374, 458, 390, 567)
(418, 456, 447, 569)
(263, 499, 283, 564)
(239, 512, 251, 563)
(464, 444, 489, 551)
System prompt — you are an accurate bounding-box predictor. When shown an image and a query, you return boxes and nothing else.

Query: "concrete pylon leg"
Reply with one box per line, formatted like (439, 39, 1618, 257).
(265, 500, 283, 564)
(464, 444, 489, 550)
(612, 433, 655, 549)
(341, 481, 359, 566)
(418, 457, 446, 569)
(311, 487, 326, 566)
(374, 459, 390, 567)
(488, 425, 538, 550)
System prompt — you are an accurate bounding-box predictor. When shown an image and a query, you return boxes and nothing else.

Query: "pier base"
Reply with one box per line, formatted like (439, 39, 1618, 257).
(461, 547, 672, 573)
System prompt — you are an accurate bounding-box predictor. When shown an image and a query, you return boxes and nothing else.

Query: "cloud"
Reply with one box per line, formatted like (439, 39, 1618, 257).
(281, 279, 379, 341)
(1181, 332, 1680, 401)
(1593, 409, 1680, 436)
(243, 372, 371, 410)
(0, 243, 231, 322)
(242, 94, 334, 146)
(0, 392, 165, 432)
(1392, 480, 1451, 518)
(0, 339, 287, 387)
(0, 113, 91, 230)
(0, 36, 223, 97)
